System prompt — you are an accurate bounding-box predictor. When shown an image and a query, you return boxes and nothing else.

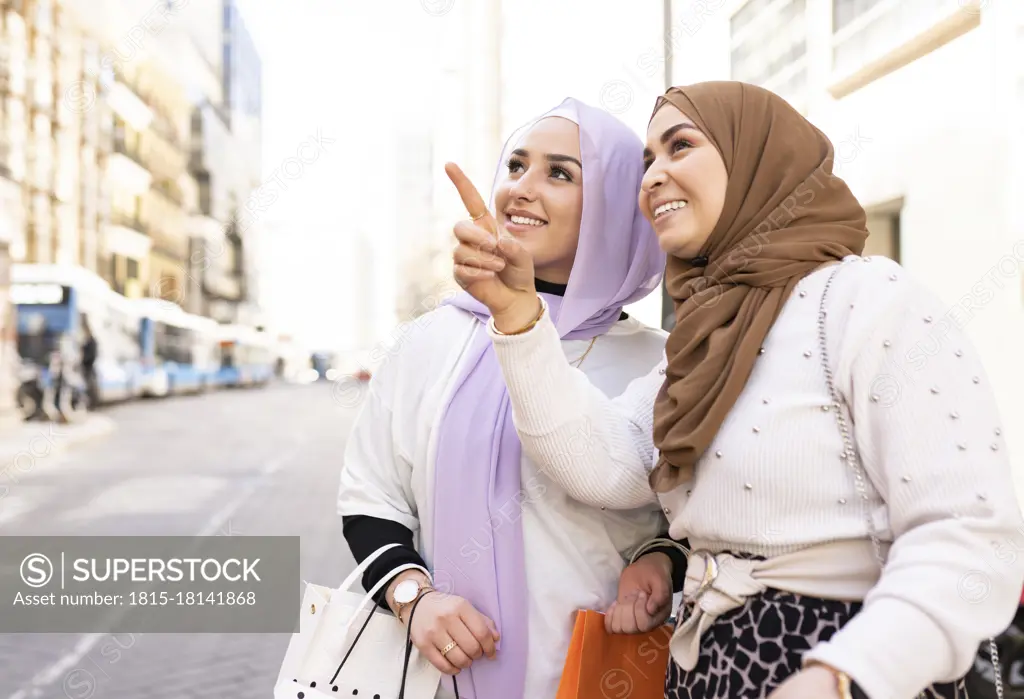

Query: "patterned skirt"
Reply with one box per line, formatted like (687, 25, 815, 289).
(665, 586, 968, 698)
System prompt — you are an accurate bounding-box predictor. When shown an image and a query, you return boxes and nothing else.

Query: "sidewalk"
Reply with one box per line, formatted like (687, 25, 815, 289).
(0, 413, 116, 469)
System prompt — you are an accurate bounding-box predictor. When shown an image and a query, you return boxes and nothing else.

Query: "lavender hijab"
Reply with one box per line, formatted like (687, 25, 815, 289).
(430, 98, 664, 698)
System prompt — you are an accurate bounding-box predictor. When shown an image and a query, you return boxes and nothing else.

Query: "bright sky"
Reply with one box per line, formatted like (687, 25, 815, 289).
(234, 1, 437, 350)
(234, 1, 666, 350)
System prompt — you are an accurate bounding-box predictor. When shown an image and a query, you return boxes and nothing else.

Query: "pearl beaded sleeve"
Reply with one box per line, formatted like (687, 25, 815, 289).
(803, 260, 1024, 698)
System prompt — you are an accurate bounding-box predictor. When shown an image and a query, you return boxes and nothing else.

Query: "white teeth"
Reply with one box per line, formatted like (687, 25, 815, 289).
(510, 215, 545, 226)
(654, 200, 688, 218)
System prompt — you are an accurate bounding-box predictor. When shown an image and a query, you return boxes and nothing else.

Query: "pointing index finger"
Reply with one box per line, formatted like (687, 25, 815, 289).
(445, 162, 497, 237)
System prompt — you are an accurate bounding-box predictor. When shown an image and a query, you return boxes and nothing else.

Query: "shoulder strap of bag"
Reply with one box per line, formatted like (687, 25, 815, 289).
(817, 259, 1004, 699)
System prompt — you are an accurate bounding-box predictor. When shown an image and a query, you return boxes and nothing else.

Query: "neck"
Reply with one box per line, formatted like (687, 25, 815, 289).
(534, 278, 629, 321)
(535, 278, 568, 297)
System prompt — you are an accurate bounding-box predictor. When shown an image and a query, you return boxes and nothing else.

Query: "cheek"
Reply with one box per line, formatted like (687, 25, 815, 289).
(702, 161, 729, 224)
(547, 190, 582, 234)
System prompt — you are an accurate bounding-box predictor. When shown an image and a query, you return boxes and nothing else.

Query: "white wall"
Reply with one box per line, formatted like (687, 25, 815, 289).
(666, 0, 1024, 480)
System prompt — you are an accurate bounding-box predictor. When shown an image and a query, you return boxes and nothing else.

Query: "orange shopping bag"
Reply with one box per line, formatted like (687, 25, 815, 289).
(556, 609, 673, 699)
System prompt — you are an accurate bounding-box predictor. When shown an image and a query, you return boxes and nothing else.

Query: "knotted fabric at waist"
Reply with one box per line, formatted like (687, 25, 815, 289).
(670, 538, 887, 671)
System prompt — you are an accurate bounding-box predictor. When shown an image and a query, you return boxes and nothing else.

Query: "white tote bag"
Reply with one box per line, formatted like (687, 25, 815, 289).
(274, 543, 443, 699)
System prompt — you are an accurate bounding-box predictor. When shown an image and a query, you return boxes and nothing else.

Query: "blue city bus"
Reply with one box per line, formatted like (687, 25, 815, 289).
(214, 324, 274, 388)
(12, 264, 144, 407)
(132, 299, 220, 397)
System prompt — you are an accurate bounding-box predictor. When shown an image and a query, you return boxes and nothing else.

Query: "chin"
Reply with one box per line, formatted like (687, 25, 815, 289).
(656, 232, 696, 258)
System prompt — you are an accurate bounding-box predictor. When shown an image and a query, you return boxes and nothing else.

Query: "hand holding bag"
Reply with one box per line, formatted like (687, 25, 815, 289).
(274, 543, 443, 699)
(556, 609, 673, 699)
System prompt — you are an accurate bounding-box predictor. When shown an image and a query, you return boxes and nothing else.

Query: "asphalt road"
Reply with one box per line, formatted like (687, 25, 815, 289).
(0, 381, 360, 698)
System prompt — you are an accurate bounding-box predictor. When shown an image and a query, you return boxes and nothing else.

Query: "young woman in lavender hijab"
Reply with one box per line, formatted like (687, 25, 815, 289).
(338, 97, 680, 699)
(454, 81, 1024, 698)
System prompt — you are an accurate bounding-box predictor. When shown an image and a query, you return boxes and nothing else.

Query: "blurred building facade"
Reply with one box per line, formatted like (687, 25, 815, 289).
(391, 1, 504, 329)
(221, 0, 262, 328)
(665, 0, 1024, 469)
(394, 130, 439, 322)
(0, 0, 265, 427)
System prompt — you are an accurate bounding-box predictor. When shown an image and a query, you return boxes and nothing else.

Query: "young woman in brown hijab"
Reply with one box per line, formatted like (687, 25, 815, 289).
(451, 81, 1024, 698)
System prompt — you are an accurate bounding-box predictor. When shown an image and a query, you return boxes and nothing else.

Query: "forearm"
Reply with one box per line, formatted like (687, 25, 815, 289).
(342, 515, 429, 611)
(804, 518, 1024, 698)
(487, 299, 661, 509)
(639, 533, 690, 593)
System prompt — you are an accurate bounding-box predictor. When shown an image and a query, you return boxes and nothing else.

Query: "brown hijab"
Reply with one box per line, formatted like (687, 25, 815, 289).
(649, 81, 869, 493)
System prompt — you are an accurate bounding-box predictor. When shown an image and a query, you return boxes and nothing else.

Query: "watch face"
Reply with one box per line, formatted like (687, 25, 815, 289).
(394, 580, 419, 605)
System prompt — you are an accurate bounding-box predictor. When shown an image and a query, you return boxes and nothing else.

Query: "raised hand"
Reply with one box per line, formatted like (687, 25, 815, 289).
(445, 162, 541, 332)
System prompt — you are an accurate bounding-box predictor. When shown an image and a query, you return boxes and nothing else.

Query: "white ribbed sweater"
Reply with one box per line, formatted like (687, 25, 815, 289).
(487, 255, 1024, 699)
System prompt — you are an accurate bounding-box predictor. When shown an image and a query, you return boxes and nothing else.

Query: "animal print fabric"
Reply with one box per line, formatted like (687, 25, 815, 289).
(664, 586, 967, 698)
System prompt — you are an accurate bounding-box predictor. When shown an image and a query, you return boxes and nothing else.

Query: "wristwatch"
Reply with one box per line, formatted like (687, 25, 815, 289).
(392, 578, 434, 623)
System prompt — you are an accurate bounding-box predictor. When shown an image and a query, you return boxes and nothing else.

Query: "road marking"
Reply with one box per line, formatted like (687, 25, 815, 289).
(6, 441, 306, 699)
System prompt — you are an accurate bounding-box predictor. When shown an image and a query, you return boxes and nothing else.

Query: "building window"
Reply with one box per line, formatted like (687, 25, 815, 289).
(833, 0, 888, 33)
(730, 0, 809, 108)
(864, 199, 902, 262)
(831, 0, 969, 85)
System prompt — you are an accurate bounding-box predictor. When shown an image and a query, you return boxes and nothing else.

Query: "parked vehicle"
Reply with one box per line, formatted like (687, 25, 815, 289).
(12, 263, 143, 411)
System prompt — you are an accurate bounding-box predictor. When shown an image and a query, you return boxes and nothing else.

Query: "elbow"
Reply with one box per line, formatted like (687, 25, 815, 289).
(536, 458, 655, 511)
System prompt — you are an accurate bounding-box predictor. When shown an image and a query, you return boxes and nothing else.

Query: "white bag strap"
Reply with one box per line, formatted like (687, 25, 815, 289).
(336, 543, 403, 593)
(330, 561, 428, 678)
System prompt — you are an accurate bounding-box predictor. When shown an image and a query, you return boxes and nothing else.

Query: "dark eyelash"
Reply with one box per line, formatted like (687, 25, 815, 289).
(672, 137, 694, 152)
(550, 165, 573, 182)
(507, 156, 525, 172)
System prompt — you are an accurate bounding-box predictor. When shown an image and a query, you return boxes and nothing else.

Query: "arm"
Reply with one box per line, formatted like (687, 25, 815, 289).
(803, 275, 1024, 698)
(337, 382, 431, 613)
(486, 298, 664, 510)
(341, 515, 429, 611)
(635, 533, 690, 593)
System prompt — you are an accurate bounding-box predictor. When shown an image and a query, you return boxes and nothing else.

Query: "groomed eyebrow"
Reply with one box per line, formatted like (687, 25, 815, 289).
(511, 148, 582, 170)
(643, 122, 702, 159)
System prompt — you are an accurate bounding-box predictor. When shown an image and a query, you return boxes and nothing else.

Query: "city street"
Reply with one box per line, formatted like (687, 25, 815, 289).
(0, 382, 359, 698)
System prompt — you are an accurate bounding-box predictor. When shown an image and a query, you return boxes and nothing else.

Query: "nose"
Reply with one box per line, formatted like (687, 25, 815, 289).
(641, 162, 667, 194)
(508, 168, 539, 202)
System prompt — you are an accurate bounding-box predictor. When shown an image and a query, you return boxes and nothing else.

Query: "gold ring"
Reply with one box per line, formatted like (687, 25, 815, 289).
(441, 640, 458, 656)
(471, 211, 487, 221)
